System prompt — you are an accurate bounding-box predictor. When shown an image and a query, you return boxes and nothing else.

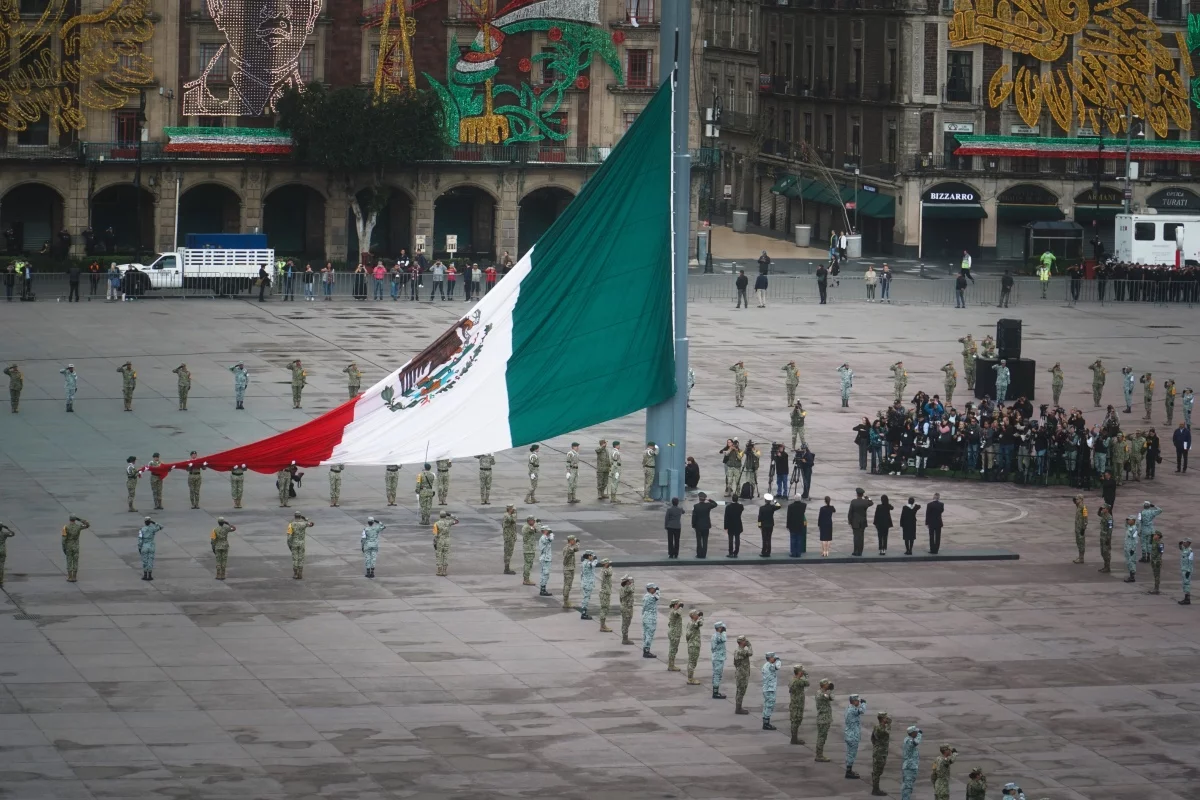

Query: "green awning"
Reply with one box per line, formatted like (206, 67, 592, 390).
(842, 189, 896, 219)
(800, 178, 843, 206)
(1073, 206, 1121, 224)
(771, 174, 799, 195)
(923, 203, 987, 220)
(997, 204, 1065, 222)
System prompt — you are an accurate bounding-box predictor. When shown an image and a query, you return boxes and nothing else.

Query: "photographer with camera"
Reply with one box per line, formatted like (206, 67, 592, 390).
(793, 444, 814, 500)
(769, 443, 790, 498)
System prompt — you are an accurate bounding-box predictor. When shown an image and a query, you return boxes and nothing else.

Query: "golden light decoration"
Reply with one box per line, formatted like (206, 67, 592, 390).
(950, 0, 1192, 137)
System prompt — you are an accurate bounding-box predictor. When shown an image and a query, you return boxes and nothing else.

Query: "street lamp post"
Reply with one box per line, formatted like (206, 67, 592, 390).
(1121, 103, 1143, 214)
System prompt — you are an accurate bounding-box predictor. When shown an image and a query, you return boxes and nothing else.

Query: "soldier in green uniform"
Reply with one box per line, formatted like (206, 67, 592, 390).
(642, 442, 657, 501)
(814, 679, 834, 762)
(931, 744, 957, 800)
(526, 444, 541, 503)
(619, 575, 635, 644)
(889, 361, 908, 404)
(958, 334, 977, 390)
(287, 359, 306, 408)
(386, 464, 401, 505)
(1072, 494, 1088, 564)
(0, 523, 16, 586)
(361, 516, 384, 578)
(277, 463, 294, 507)
(1147, 530, 1164, 594)
(476, 453, 495, 504)
(117, 361, 137, 411)
(721, 439, 743, 496)
(607, 441, 622, 503)
(560, 534, 579, 609)
(521, 515, 538, 585)
(125, 455, 140, 512)
(1089, 359, 1107, 408)
(1097, 504, 1113, 573)
(685, 608, 703, 685)
(1049, 362, 1065, 407)
(416, 464, 435, 522)
(941, 362, 957, 406)
(328, 464, 343, 507)
(566, 443, 580, 503)
(597, 558, 614, 631)
(172, 363, 191, 410)
(185, 452, 206, 509)
(870, 711, 891, 797)
(1141, 372, 1155, 421)
(61, 514, 89, 582)
(730, 361, 748, 407)
(343, 362, 362, 398)
(501, 505, 518, 574)
(3, 363, 21, 413)
(433, 511, 458, 576)
(286, 512, 314, 579)
(965, 767, 987, 800)
(665, 599, 684, 671)
(1111, 434, 1127, 485)
(791, 402, 807, 449)
(1129, 431, 1146, 481)
(1164, 378, 1177, 426)
(211, 517, 235, 580)
(137, 516, 162, 580)
(146, 453, 163, 509)
(733, 635, 753, 714)
(789, 664, 809, 744)
(1180, 537, 1193, 605)
(595, 439, 611, 499)
(980, 335, 996, 359)
(436, 459, 452, 504)
(230, 463, 246, 508)
(782, 361, 800, 406)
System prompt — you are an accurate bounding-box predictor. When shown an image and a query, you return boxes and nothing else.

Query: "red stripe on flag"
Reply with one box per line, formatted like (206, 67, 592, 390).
(148, 396, 360, 478)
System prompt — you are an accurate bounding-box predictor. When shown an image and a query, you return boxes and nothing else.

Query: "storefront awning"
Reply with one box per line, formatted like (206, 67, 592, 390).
(844, 189, 896, 219)
(1074, 206, 1122, 224)
(799, 178, 843, 206)
(771, 175, 799, 195)
(997, 204, 1065, 222)
(923, 202, 987, 220)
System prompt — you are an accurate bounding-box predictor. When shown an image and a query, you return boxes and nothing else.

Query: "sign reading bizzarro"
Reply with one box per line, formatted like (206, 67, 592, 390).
(923, 182, 979, 204)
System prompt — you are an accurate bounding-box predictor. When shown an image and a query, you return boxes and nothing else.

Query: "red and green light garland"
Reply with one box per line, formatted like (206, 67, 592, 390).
(164, 127, 294, 156)
(954, 135, 1200, 162)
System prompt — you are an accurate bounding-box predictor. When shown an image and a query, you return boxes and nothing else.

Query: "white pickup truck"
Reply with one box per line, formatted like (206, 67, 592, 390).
(116, 248, 274, 293)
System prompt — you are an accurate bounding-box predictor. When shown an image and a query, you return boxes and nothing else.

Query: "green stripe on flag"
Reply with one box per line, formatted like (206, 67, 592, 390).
(506, 83, 675, 445)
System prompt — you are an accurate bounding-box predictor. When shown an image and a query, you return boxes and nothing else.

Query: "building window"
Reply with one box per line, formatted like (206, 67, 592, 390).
(823, 113, 833, 150)
(744, 81, 752, 114)
(198, 42, 228, 80)
(746, 4, 754, 48)
(727, 78, 735, 114)
(114, 110, 140, 145)
(118, 44, 140, 73)
(298, 43, 315, 83)
(850, 117, 860, 157)
(626, 49, 652, 88)
(886, 121, 897, 165)
(825, 44, 835, 83)
(946, 51, 973, 102)
(623, 111, 640, 131)
(803, 112, 813, 143)
(540, 47, 558, 85)
(783, 42, 792, 82)
(781, 109, 792, 144)
(17, 117, 49, 146)
(626, 0, 653, 24)
(198, 116, 225, 128)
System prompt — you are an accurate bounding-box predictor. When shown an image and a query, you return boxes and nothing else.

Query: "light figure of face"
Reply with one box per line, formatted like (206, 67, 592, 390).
(207, 0, 321, 74)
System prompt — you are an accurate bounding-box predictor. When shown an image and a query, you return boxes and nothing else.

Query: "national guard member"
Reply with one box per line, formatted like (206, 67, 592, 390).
(537, 525, 555, 597)
(1072, 495, 1088, 564)
(791, 402, 807, 448)
(137, 517, 162, 580)
(931, 743, 957, 800)
(1089, 359, 1107, 407)
(526, 444, 541, 503)
(958, 334, 977, 390)
(889, 361, 908, 404)
(3, 363, 22, 412)
(685, 608, 704, 685)
(211, 517, 235, 580)
(782, 361, 800, 406)
(640, 582, 659, 657)
(1098, 504, 1114, 573)
(844, 693, 867, 779)
(362, 516, 384, 578)
(287, 359, 306, 408)
(501, 505, 518, 574)
(62, 514, 89, 582)
(1124, 514, 1140, 582)
(838, 363, 854, 407)
(665, 599, 683, 671)
(436, 459, 452, 505)
(60, 364, 78, 412)
(0, 523, 15, 586)
(733, 635, 753, 714)
(1183, 387, 1194, 429)
(642, 442, 658, 501)
(608, 441, 622, 503)
(619, 574, 635, 644)
(597, 558, 614, 631)
(566, 443, 581, 503)
(710, 621, 728, 698)
(416, 464, 435, 522)
(730, 361, 748, 407)
(125, 455, 140, 512)
(814, 679, 834, 762)
(386, 464, 402, 506)
(433, 511, 458, 577)
(578, 550, 596, 618)
(1121, 366, 1135, 413)
(993, 359, 1011, 402)
(286, 512, 313, 579)
(117, 361, 136, 411)
(328, 464, 343, 507)
(277, 463, 295, 507)
(343, 362, 362, 398)
(229, 361, 249, 409)
(900, 725, 922, 800)
(595, 439, 611, 499)
(761, 652, 780, 730)
(560, 534, 579, 609)
(869, 711, 891, 797)
(1148, 530, 1164, 594)
(1179, 537, 1193, 605)
(789, 664, 808, 744)
(476, 453, 495, 503)
(172, 363, 191, 410)
(942, 362, 957, 405)
(966, 767, 987, 800)
(521, 515, 538, 585)
(185, 453, 206, 509)
(146, 453, 164, 509)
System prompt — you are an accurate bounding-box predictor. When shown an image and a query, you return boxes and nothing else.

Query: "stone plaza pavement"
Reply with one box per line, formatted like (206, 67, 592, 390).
(0, 290, 1197, 800)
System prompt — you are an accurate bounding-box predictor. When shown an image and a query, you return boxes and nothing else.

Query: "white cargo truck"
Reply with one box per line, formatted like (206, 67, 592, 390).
(116, 248, 274, 293)
(1113, 213, 1200, 266)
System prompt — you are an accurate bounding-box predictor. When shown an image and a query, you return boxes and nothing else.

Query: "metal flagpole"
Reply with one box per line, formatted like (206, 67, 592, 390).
(644, 0, 691, 502)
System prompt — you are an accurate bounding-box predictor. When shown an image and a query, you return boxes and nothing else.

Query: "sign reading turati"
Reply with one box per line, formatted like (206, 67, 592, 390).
(0, 0, 155, 135)
(948, 0, 1195, 138)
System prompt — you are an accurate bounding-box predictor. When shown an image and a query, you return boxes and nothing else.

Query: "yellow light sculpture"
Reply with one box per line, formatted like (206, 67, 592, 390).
(374, 0, 417, 95)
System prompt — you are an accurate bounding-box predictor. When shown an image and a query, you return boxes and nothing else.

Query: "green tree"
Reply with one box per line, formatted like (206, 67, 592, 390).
(277, 85, 444, 260)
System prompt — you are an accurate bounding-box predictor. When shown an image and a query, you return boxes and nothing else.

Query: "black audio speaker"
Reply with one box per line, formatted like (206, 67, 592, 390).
(975, 357, 1037, 401)
(996, 318, 1023, 361)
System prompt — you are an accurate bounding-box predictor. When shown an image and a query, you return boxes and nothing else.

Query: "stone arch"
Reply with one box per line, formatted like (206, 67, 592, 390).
(89, 184, 156, 255)
(433, 184, 497, 261)
(518, 186, 575, 256)
(263, 183, 327, 259)
(1, 182, 66, 256)
(178, 183, 243, 242)
(347, 184, 415, 259)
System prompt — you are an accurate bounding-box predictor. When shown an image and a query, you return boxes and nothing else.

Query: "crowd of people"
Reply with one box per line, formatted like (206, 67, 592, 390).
(266, 253, 518, 303)
(1086, 260, 1200, 304)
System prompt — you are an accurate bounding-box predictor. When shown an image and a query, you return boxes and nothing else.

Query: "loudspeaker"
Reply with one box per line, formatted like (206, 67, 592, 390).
(975, 357, 1036, 401)
(996, 318, 1022, 361)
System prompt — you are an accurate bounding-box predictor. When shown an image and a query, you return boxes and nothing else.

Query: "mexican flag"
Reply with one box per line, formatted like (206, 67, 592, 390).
(152, 84, 674, 475)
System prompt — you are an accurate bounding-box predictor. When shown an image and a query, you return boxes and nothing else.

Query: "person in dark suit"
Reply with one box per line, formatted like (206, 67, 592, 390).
(847, 488, 874, 557)
(664, 497, 685, 558)
(817, 496, 836, 557)
(786, 499, 807, 557)
(1100, 471, 1116, 513)
(873, 494, 894, 555)
(758, 495, 781, 557)
(724, 497, 744, 557)
(899, 497, 921, 555)
(925, 492, 945, 554)
(691, 492, 719, 558)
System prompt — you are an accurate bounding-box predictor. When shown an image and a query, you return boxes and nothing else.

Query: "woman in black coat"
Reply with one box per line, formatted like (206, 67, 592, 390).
(816, 496, 836, 557)
(786, 499, 807, 557)
(853, 417, 871, 471)
(684, 456, 700, 490)
(873, 494, 894, 555)
(898, 497, 921, 555)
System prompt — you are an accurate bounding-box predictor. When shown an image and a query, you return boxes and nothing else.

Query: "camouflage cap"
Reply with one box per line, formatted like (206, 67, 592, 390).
(439, 511, 449, 518)
(877, 710, 890, 718)
(669, 598, 682, 606)
(144, 516, 153, 523)
(582, 549, 594, 557)
(621, 574, 633, 582)
(566, 534, 577, 541)
(1003, 783, 1018, 791)
(713, 621, 725, 629)
(940, 742, 954, 751)
(793, 664, 804, 673)
(527, 515, 536, 521)
(600, 557, 612, 565)
(506, 504, 516, 510)
(645, 582, 658, 590)
(906, 725, 920, 734)
(689, 608, 702, 617)
(765, 652, 776, 659)
(1183, 537, 1192, 544)
(848, 694, 860, 701)
(294, 512, 304, 518)
(736, 635, 748, 642)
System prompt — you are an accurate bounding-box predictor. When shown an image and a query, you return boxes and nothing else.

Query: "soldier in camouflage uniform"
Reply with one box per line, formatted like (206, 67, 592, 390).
(710, 621, 727, 698)
(619, 575, 635, 644)
(4, 363, 22, 413)
(117, 361, 136, 411)
(733, 635, 753, 714)
(185, 452, 205, 509)
(1180, 537, 1193, 605)
(900, 725, 922, 800)
(60, 364, 78, 412)
(761, 652, 780, 730)
(230, 361, 249, 409)
(537, 526, 555, 596)
(417, 464, 436, 522)
(1089, 359, 1107, 407)
(782, 361, 800, 407)
(211, 517, 235, 580)
(286, 512, 314, 579)
(1141, 371, 1154, 421)
(941, 363, 957, 405)
(1124, 514, 1140, 582)
(172, 363, 191, 410)
(640, 582, 659, 657)
(61, 514, 89, 582)
(560, 534, 579, 609)
(146, 453, 164, 509)
(125, 455, 140, 512)
(597, 558, 614, 631)
(869, 711, 891, 797)
(789, 664, 809, 744)
(1164, 378, 1177, 426)
(521, 515, 538, 585)
(0, 523, 15, 586)
(578, 550, 596, 618)
(287, 359, 306, 408)
(1147, 530, 1164, 594)
(277, 464, 294, 507)
(386, 464, 402, 506)
(844, 694, 867, 778)
(1072, 495, 1088, 564)
(838, 363, 854, 407)
(1139, 501, 1162, 563)
(607, 441, 621, 503)
(1049, 362, 1064, 407)
(595, 439, 611, 499)
(433, 511, 458, 577)
(436, 459, 452, 505)
(328, 464, 343, 507)
(361, 516, 384, 578)
(889, 361, 908, 404)
(1130, 431, 1147, 481)
(501, 505, 518, 574)
(965, 767, 987, 800)
(931, 744, 957, 800)
(958, 334, 977, 390)
(980, 335, 996, 359)
(814, 679, 834, 762)
(685, 609, 703, 685)
(526, 444, 541, 503)
(1097, 504, 1114, 573)
(791, 402, 807, 449)
(730, 361, 748, 407)
(137, 516, 162, 580)
(1111, 434, 1127, 485)
(566, 443, 581, 503)
(343, 362, 362, 398)
(1121, 366, 1135, 412)
(227, 463, 245, 508)
(642, 442, 658, 501)
(665, 600, 684, 671)
(476, 453, 495, 503)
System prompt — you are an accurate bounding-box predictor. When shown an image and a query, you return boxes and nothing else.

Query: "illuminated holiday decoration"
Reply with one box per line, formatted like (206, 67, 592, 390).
(0, 0, 155, 134)
(948, 0, 1192, 137)
(183, 0, 323, 116)
(363, 0, 419, 95)
(164, 127, 294, 156)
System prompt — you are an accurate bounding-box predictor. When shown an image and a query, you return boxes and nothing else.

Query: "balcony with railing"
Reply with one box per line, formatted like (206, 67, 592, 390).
(1153, 0, 1186, 20)
(942, 83, 981, 105)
